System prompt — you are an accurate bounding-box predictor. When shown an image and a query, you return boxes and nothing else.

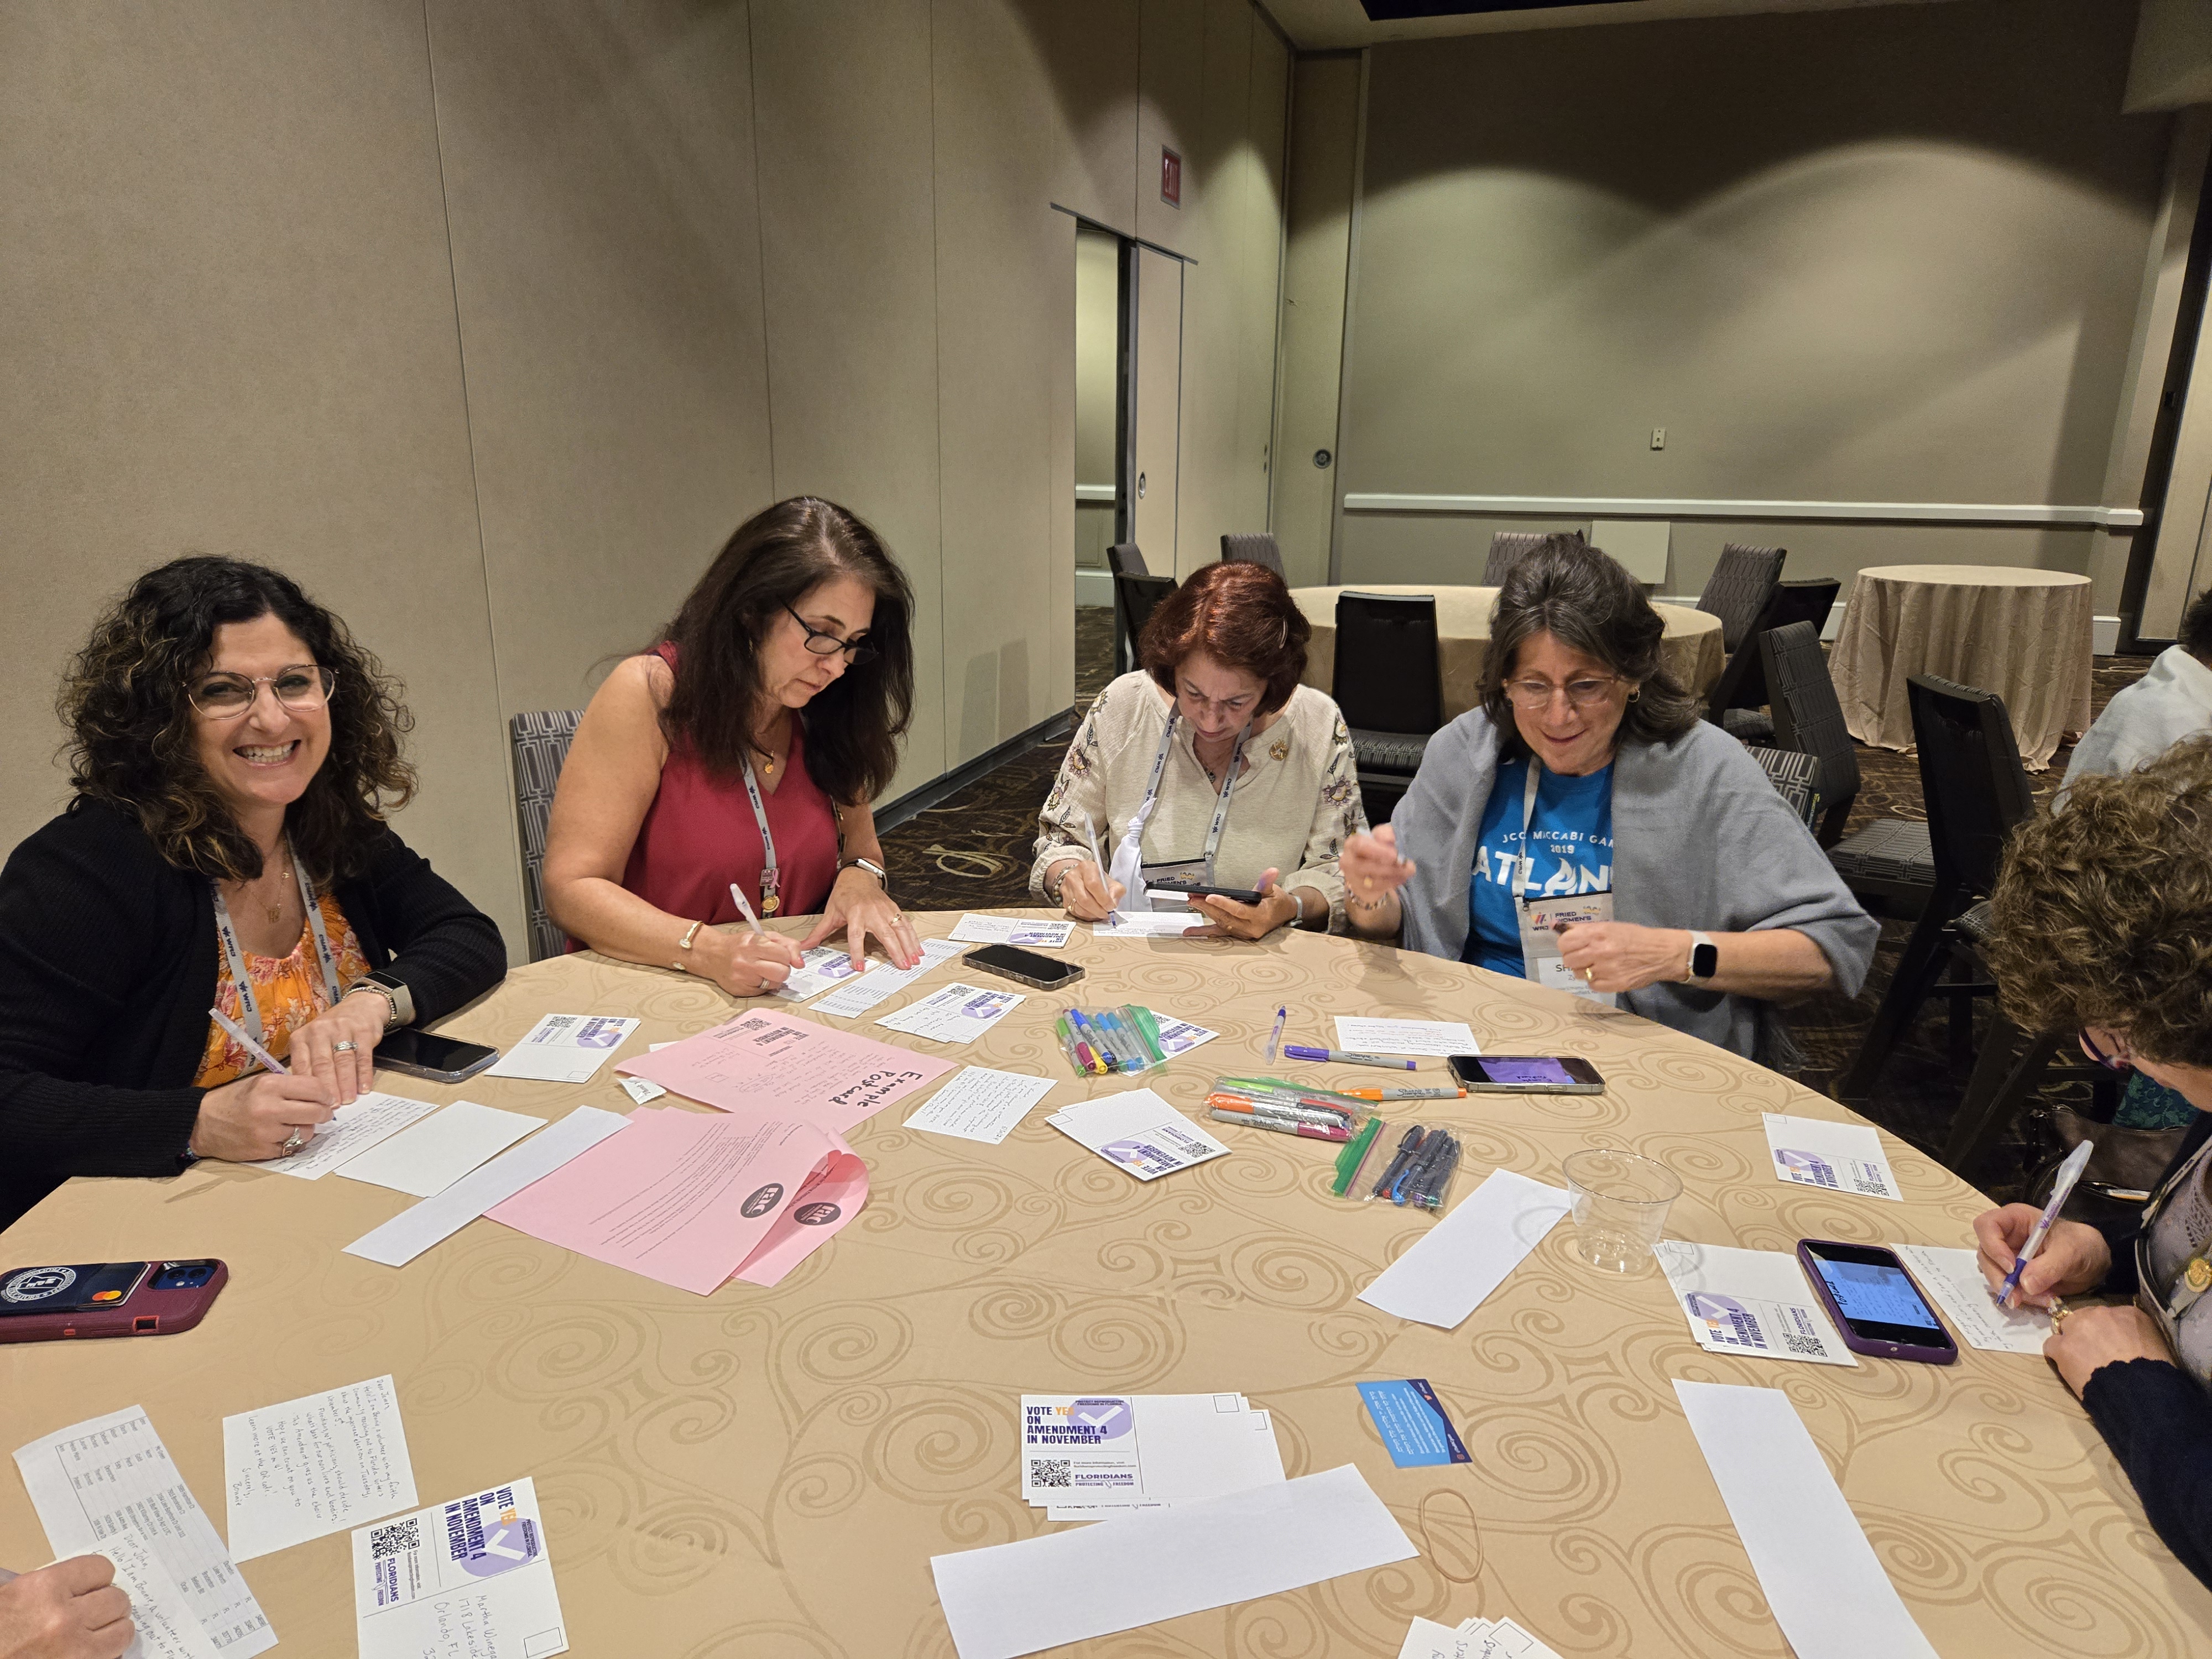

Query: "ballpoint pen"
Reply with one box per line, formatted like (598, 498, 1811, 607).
(1209, 1107, 1349, 1142)
(1407, 1133, 1460, 1211)
(1996, 1138, 2095, 1306)
(1281, 1046, 1419, 1072)
(208, 1006, 289, 1076)
(1370, 1125, 1426, 1198)
(1391, 1129, 1446, 1205)
(1264, 1006, 1286, 1065)
(727, 881, 765, 941)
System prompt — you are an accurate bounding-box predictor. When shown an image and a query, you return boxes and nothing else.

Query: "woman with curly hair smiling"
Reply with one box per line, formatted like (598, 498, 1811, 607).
(1973, 734, 2212, 1588)
(0, 556, 505, 1228)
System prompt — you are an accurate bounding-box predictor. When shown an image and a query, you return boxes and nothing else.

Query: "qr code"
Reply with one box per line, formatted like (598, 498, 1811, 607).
(369, 1517, 420, 1559)
(1031, 1460, 1072, 1489)
(1781, 1331, 1827, 1357)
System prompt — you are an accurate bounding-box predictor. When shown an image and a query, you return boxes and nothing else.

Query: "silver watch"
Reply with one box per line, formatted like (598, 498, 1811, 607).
(345, 969, 414, 1030)
(839, 855, 889, 893)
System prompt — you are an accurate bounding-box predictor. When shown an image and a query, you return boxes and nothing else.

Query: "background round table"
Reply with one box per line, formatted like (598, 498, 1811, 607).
(4, 912, 2203, 1656)
(1828, 564, 2093, 770)
(1289, 585, 1726, 720)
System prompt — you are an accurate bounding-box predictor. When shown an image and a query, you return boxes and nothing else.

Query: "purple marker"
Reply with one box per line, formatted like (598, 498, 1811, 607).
(1281, 1045, 1417, 1072)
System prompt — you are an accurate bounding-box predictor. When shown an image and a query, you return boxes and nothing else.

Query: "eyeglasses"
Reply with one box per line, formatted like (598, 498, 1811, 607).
(1504, 675, 1621, 712)
(2079, 1028, 2133, 1071)
(187, 665, 336, 719)
(784, 604, 878, 664)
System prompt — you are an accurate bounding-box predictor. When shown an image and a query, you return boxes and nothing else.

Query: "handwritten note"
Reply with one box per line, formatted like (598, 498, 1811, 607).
(89, 1523, 221, 1659)
(902, 1068, 1057, 1145)
(223, 1375, 419, 1561)
(259, 1092, 440, 1180)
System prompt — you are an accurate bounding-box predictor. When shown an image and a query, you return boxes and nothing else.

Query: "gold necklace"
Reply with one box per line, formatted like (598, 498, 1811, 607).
(265, 861, 291, 925)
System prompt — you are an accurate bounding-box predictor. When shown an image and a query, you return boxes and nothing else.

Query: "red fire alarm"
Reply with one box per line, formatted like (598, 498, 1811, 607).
(1160, 147, 1182, 208)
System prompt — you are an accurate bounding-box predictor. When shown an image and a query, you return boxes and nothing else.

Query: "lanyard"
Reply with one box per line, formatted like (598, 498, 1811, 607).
(740, 757, 782, 915)
(209, 834, 340, 1046)
(1508, 757, 1547, 902)
(1133, 708, 1251, 881)
(2141, 1136, 2212, 1321)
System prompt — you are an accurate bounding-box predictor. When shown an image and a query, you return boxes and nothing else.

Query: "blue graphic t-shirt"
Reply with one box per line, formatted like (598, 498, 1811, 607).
(1463, 758, 1615, 977)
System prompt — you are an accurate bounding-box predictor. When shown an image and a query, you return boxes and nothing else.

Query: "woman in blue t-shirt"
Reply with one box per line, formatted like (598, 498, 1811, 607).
(1339, 536, 1877, 1062)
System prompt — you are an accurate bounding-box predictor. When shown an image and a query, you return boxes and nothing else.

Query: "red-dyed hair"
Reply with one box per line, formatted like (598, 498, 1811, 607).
(1139, 560, 1310, 715)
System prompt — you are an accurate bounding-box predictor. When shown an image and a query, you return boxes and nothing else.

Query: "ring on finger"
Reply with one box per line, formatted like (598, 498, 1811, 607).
(333, 1040, 358, 1054)
(280, 1128, 307, 1155)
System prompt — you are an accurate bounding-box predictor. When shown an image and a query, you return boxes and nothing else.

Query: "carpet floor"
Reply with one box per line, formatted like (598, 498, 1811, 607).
(878, 608, 2147, 1204)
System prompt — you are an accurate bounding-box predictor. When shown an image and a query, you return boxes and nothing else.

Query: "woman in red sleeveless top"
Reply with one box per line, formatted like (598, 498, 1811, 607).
(542, 498, 920, 994)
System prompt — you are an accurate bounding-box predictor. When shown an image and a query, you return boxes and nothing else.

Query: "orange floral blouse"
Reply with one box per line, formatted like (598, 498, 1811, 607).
(194, 893, 371, 1088)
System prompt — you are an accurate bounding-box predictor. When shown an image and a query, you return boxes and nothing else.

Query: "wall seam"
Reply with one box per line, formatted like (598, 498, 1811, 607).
(1327, 45, 1371, 584)
(746, 2, 778, 494)
(1261, 22, 1291, 535)
(928, 0, 951, 769)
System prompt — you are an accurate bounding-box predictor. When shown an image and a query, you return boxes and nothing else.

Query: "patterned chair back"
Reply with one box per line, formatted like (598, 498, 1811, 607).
(1219, 533, 1284, 577)
(510, 710, 584, 962)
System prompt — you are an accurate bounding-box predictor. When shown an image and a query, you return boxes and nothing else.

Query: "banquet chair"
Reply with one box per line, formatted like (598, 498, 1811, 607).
(1713, 579, 1843, 739)
(1220, 533, 1284, 577)
(1835, 675, 2036, 1104)
(1762, 622, 1866, 851)
(1106, 544, 1149, 577)
(1696, 542, 1786, 654)
(1484, 531, 1563, 587)
(1114, 572, 1176, 676)
(1333, 591, 1443, 823)
(1108, 544, 1152, 672)
(1749, 747, 1823, 832)
(509, 709, 585, 963)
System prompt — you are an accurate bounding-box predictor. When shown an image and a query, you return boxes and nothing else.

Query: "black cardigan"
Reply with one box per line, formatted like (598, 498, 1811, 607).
(0, 798, 507, 1228)
(2081, 1110, 2212, 1589)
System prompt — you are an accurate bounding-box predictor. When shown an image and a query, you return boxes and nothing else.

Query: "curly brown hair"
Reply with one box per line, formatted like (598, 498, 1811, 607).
(1138, 560, 1311, 716)
(1986, 735, 2212, 1067)
(58, 556, 416, 885)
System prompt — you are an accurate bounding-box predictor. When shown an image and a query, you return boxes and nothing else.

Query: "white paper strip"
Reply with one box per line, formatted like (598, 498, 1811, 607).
(1358, 1170, 1571, 1328)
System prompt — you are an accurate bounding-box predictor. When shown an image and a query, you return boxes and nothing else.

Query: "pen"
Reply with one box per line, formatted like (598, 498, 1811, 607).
(1073, 1009, 1123, 1073)
(1408, 1133, 1460, 1211)
(1391, 1129, 1442, 1204)
(1215, 1076, 1371, 1111)
(1208, 1107, 1349, 1143)
(1281, 1046, 1418, 1072)
(1371, 1125, 1425, 1198)
(1264, 1006, 1286, 1065)
(1341, 1086, 1466, 1101)
(1054, 1014, 1094, 1076)
(727, 881, 764, 941)
(208, 1006, 290, 1076)
(1208, 1096, 1354, 1130)
(1104, 1008, 1152, 1070)
(1064, 1014, 1105, 1074)
(1208, 1086, 1358, 1122)
(1996, 1138, 2095, 1306)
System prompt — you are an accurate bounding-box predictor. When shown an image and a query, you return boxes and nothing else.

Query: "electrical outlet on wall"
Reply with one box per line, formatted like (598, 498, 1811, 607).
(1650, 427, 1666, 450)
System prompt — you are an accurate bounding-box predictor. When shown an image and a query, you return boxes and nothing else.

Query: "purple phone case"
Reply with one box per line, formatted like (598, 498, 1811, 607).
(1796, 1240, 1958, 1364)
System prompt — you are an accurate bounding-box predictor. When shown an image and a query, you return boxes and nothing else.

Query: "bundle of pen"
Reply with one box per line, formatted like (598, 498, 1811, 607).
(1203, 1076, 1372, 1144)
(1055, 1006, 1168, 1076)
(1335, 1121, 1460, 1211)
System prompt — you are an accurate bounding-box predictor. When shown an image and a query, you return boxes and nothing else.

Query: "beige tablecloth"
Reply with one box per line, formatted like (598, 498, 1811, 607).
(1829, 564, 2094, 770)
(4, 914, 2204, 1656)
(1290, 585, 1726, 721)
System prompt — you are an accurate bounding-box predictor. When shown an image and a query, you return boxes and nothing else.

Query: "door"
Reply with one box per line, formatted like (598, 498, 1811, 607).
(1130, 245, 1183, 576)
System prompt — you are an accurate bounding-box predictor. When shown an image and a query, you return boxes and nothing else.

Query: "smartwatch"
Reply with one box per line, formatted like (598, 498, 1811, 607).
(343, 968, 415, 1030)
(839, 856, 890, 893)
(1685, 931, 1719, 985)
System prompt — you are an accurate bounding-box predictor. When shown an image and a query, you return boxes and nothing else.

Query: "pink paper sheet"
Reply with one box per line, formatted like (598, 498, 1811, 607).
(617, 1009, 952, 1132)
(486, 1106, 864, 1294)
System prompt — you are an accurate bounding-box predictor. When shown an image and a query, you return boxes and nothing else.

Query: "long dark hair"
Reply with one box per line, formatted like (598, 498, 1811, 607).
(1479, 534, 1699, 754)
(58, 556, 416, 885)
(659, 497, 915, 803)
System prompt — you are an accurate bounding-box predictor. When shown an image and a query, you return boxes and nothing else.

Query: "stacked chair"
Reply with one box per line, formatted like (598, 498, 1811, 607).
(1331, 591, 1444, 825)
(1219, 533, 1285, 577)
(1108, 544, 1172, 675)
(508, 710, 586, 962)
(1712, 577, 1841, 738)
(1483, 531, 1555, 587)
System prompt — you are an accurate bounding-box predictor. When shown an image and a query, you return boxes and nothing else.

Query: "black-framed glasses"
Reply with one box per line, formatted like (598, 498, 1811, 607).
(2079, 1028, 2132, 1071)
(187, 665, 337, 719)
(784, 603, 877, 664)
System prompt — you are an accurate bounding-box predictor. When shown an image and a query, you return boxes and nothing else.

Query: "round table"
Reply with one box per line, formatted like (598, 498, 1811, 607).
(3, 914, 2202, 1656)
(1828, 564, 2094, 771)
(1288, 585, 1727, 721)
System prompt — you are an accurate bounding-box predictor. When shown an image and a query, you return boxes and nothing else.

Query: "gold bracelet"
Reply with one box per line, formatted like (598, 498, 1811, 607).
(672, 919, 704, 972)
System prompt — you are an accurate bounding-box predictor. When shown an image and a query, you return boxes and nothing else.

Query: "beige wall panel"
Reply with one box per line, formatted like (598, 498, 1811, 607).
(0, 1, 521, 948)
(1339, 1, 2171, 587)
(1137, 0, 1207, 252)
(1270, 55, 1360, 587)
(750, 0, 945, 805)
(1047, 222, 1080, 714)
(1013, 0, 1141, 233)
(424, 0, 774, 720)
(1133, 247, 1187, 571)
(1238, 27, 1292, 542)
(932, 0, 1062, 764)
(1076, 228, 1124, 487)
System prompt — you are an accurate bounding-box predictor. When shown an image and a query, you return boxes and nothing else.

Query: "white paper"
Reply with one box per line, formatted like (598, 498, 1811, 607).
(619, 1076, 667, 1104)
(1145, 1014, 1219, 1058)
(1092, 910, 1204, 938)
(1763, 1114, 1901, 1202)
(1674, 1381, 1939, 1659)
(1046, 1087, 1230, 1181)
(336, 1102, 544, 1197)
(875, 981, 1025, 1045)
(1892, 1243, 2052, 1355)
(343, 1107, 630, 1268)
(1478, 1620, 1563, 1659)
(770, 944, 875, 1003)
(931, 1464, 1417, 1659)
(352, 1475, 567, 1659)
(91, 1522, 222, 1659)
(223, 1375, 418, 1562)
(903, 1068, 1057, 1145)
(1399, 1618, 1468, 1659)
(1020, 1393, 1282, 1519)
(950, 915, 1076, 947)
(811, 938, 967, 1019)
(482, 1014, 638, 1083)
(13, 1406, 274, 1657)
(1655, 1240, 1856, 1366)
(258, 1091, 440, 1180)
(1358, 1170, 1572, 1328)
(1334, 1017, 1481, 1057)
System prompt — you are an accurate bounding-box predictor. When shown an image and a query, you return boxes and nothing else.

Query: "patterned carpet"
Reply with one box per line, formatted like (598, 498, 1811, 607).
(879, 617, 2150, 1204)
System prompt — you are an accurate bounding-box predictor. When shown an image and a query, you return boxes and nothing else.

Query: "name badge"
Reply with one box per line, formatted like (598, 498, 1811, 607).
(1516, 892, 1618, 1007)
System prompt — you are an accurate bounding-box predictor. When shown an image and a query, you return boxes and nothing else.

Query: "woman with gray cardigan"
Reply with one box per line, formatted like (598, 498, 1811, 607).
(1340, 537, 1877, 1062)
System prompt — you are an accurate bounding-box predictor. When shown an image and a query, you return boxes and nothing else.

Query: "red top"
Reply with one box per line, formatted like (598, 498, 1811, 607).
(620, 648, 843, 924)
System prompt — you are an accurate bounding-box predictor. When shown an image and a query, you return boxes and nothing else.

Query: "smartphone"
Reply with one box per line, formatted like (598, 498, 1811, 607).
(1145, 877, 1266, 906)
(1448, 1055, 1606, 1094)
(0, 1260, 228, 1344)
(1796, 1239, 1959, 1364)
(963, 943, 1085, 990)
(377, 1028, 500, 1083)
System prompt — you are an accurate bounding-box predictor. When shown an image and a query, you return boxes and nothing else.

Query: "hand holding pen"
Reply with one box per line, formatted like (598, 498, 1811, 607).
(700, 883, 804, 995)
(1974, 1146, 2111, 1310)
(190, 1008, 336, 1163)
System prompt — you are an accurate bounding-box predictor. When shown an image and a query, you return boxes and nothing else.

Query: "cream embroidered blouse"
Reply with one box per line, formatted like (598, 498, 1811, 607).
(1029, 673, 1368, 930)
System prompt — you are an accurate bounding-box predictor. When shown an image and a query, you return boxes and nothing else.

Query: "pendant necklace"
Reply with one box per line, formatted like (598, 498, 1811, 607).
(264, 860, 291, 925)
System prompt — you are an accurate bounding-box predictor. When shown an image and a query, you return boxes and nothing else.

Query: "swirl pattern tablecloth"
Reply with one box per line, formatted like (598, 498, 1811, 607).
(3, 914, 2205, 1656)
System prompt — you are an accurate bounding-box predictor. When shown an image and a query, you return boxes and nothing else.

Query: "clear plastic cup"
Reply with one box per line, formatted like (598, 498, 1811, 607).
(1562, 1148, 1682, 1275)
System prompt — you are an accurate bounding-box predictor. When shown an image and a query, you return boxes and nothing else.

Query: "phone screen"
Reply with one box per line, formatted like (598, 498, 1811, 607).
(1479, 1057, 1577, 1086)
(378, 1029, 499, 1076)
(1804, 1248, 1947, 1340)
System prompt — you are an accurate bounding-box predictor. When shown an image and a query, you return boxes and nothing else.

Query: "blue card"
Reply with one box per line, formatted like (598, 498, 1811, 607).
(1357, 1378, 1472, 1468)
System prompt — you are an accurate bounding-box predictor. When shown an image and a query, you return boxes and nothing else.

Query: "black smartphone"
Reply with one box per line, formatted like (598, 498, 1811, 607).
(377, 1029, 500, 1083)
(1448, 1055, 1606, 1094)
(1796, 1239, 1959, 1364)
(1145, 877, 1266, 906)
(963, 943, 1085, 990)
